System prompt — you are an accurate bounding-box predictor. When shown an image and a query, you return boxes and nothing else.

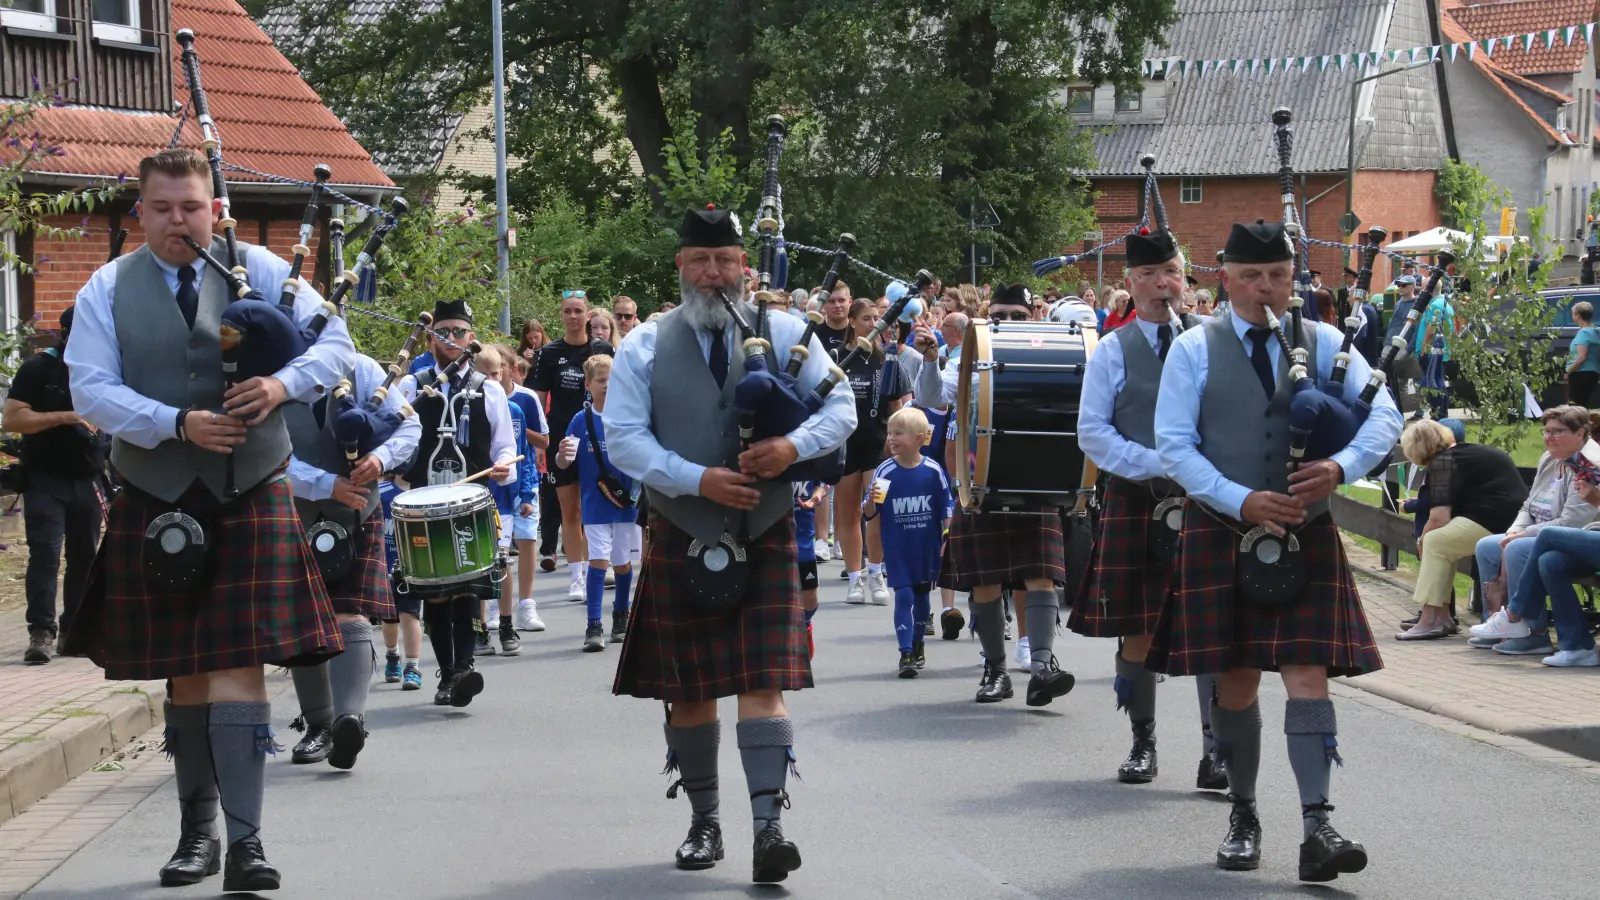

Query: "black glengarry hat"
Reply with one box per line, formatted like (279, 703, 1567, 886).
(679, 204, 743, 248)
(1222, 219, 1294, 264)
(1125, 226, 1180, 269)
(992, 283, 1033, 308)
(432, 299, 473, 325)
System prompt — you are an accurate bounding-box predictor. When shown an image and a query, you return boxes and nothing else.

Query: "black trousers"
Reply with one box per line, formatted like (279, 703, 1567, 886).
(23, 474, 103, 636)
(1570, 371, 1600, 407)
(538, 474, 562, 558)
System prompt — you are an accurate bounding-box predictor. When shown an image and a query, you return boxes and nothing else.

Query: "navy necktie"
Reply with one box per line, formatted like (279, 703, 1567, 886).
(312, 395, 328, 429)
(1157, 324, 1173, 362)
(175, 265, 198, 331)
(1246, 327, 1276, 399)
(709, 328, 729, 388)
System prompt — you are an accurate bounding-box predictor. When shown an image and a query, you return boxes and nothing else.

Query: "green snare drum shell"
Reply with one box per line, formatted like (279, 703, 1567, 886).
(391, 484, 500, 586)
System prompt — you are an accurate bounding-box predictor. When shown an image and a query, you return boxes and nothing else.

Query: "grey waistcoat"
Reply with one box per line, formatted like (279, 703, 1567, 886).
(1198, 311, 1328, 520)
(646, 310, 791, 546)
(1112, 320, 1163, 451)
(281, 381, 380, 527)
(110, 240, 292, 503)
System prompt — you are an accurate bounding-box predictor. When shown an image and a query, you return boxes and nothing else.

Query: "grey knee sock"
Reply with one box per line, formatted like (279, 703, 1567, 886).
(207, 701, 274, 846)
(1113, 652, 1158, 724)
(737, 717, 795, 831)
(329, 619, 374, 720)
(1285, 698, 1339, 838)
(1210, 700, 1262, 802)
(970, 599, 1007, 666)
(163, 703, 219, 838)
(1024, 590, 1061, 674)
(1196, 674, 1218, 754)
(290, 664, 334, 729)
(664, 721, 720, 825)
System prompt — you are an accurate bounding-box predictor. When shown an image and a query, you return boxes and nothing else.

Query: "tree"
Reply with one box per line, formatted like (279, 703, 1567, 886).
(250, 0, 1176, 288)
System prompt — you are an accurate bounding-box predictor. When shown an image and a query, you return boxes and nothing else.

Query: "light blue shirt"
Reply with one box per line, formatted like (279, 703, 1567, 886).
(66, 242, 356, 449)
(606, 305, 858, 498)
(1154, 311, 1403, 519)
(1078, 317, 1170, 482)
(287, 354, 422, 501)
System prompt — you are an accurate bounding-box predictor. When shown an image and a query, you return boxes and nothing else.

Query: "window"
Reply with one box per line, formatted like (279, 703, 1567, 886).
(0, 0, 57, 34)
(1066, 88, 1093, 115)
(1115, 90, 1142, 113)
(1180, 177, 1202, 204)
(90, 0, 139, 43)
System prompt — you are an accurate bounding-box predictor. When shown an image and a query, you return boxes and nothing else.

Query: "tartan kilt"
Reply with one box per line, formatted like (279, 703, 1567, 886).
(613, 511, 811, 703)
(938, 508, 1065, 591)
(1068, 478, 1174, 638)
(1144, 508, 1382, 678)
(68, 475, 343, 681)
(324, 515, 395, 621)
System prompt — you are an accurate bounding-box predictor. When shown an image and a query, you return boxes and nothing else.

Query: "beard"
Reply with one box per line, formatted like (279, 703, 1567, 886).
(679, 272, 739, 332)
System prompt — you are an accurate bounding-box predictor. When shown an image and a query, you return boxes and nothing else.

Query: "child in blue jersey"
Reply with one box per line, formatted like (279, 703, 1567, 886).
(863, 407, 952, 678)
(918, 402, 964, 639)
(474, 347, 536, 657)
(497, 346, 549, 632)
(556, 354, 639, 653)
(377, 479, 425, 691)
(793, 480, 826, 659)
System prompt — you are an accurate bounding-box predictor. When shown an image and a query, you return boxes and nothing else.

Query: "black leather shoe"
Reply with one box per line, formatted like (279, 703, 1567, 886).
(433, 668, 454, 706)
(1196, 749, 1229, 791)
(222, 836, 280, 892)
(450, 666, 484, 708)
(675, 820, 724, 870)
(751, 823, 802, 884)
(1117, 720, 1158, 784)
(290, 724, 333, 765)
(327, 714, 366, 771)
(1298, 821, 1367, 882)
(1024, 657, 1075, 707)
(1216, 796, 1262, 871)
(158, 832, 220, 886)
(975, 661, 1013, 703)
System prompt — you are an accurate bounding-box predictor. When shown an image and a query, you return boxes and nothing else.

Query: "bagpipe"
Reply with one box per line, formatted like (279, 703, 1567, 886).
(1138, 154, 1189, 334)
(330, 313, 432, 462)
(422, 338, 486, 486)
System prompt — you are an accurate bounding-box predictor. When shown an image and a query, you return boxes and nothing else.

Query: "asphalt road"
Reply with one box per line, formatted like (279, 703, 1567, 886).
(23, 562, 1600, 900)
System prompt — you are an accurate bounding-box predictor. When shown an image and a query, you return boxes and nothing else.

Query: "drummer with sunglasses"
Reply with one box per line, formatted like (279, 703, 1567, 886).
(1149, 220, 1400, 881)
(912, 283, 1076, 708)
(1070, 226, 1225, 792)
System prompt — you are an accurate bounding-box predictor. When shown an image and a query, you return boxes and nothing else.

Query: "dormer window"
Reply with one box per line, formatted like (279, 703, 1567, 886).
(91, 0, 140, 44)
(1116, 90, 1143, 113)
(1066, 87, 1094, 115)
(1, 0, 58, 34)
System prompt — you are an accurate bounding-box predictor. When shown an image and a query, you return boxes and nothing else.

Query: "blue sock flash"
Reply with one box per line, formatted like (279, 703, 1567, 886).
(893, 586, 916, 652)
(585, 565, 606, 625)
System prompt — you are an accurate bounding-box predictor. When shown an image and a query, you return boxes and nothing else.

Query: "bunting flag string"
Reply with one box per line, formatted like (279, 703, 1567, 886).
(1140, 21, 1598, 79)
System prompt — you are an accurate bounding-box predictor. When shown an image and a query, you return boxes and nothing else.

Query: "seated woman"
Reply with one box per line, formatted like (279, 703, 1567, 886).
(1396, 420, 1527, 640)
(1498, 484, 1600, 667)
(1470, 406, 1600, 654)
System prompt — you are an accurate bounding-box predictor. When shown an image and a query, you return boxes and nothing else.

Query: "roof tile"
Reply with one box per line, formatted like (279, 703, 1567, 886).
(1447, 0, 1596, 75)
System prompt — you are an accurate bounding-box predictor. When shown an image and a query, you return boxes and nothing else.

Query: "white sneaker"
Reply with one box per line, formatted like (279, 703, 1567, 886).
(1543, 648, 1600, 667)
(868, 571, 891, 606)
(1470, 610, 1531, 640)
(1014, 636, 1031, 672)
(515, 599, 546, 632)
(846, 577, 867, 604)
(829, 542, 842, 559)
(813, 540, 832, 561)
(567, 576, 586, 602)
(485, 610, 501, 630)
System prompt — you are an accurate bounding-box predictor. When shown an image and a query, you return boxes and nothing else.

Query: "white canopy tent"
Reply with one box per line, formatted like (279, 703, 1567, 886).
(1385, 226, 1520, 254)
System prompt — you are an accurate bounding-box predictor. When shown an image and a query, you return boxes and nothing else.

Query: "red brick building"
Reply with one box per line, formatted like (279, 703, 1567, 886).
(1063, 0, 1445, 291)
(1, 0, 394, 331)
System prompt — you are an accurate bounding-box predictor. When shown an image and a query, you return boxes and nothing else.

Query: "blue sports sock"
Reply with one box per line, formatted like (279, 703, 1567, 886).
(614, 568, 633, 617)
(893, 586, 916, 652)
(586, 565, 606, 624)
(913, 589, 931, 635)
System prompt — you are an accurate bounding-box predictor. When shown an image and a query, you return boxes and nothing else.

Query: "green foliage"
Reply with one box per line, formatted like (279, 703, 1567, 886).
(1434, 158, 1489, 230)
(650, 118, 749, 216)
(2, 95, 120, 277)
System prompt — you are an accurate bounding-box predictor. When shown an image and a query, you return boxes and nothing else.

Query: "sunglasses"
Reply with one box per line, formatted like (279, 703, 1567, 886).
(561, 290, 587, 299)
(991, 310, 1030, 322)
(615, 312, 638, 321)
(436, 326, 471, 339)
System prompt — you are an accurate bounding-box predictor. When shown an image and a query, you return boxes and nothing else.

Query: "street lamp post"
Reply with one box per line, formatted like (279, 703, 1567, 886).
(1343, 58, 1440, 264)
(491, 0, 511, 334)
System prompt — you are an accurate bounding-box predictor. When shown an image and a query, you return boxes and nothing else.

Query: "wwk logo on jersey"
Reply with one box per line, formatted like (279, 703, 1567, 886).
(891, 495, 936, 516)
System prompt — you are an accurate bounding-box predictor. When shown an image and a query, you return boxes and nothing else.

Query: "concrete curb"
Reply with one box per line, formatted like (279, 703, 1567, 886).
(0, 680, 166, 825)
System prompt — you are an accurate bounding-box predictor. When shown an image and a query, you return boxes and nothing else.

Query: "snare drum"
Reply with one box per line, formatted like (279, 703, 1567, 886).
(954, 319, 1100, 511)
(390, 483, 499, 586)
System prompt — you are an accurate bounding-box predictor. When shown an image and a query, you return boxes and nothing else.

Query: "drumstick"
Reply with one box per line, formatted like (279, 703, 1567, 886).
(458, 454, 527, 485)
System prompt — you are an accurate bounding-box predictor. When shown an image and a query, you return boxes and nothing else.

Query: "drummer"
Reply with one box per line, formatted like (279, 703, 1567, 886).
(395, 299, 517, 709)
(911, 283, 1075, 708)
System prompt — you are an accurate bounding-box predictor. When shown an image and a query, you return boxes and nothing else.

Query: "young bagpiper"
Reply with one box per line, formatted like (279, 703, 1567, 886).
(65, 149, 353, 890)
(555, 354, 639, 651)
(862, 408, 952, 677)
(1150, 219, 1401, 881)
(285, 353, 420, 769)
(1070, 224, 1226, 789)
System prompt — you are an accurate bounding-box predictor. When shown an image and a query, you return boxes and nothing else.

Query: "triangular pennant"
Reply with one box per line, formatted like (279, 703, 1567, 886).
(1336, 53, 1347, 70)
(1448, 43, 1458, 61)
(1566, 25, 1578, 44)
(1163, 59, 1174, 77)
(1466, 41, 1476, 59)
(1547, 29, 1559, 48)
(1246, 58, 1257, 73)
(1319, 55, 1330, 71)
(1410, 46, 1421, 63)
(1484, 37, 1495, 57)
(1267, 58, 1277, 74)
(1586, 23, 1594, 43)
(1201, 59, 1213, 76)
(1387, 48, 1400, 62)
(1430, 45, 1440, 62)
(1524, 33, 1536, 52)
(1300, 56, 1313, 72)
(1180, 59, 1190, 75)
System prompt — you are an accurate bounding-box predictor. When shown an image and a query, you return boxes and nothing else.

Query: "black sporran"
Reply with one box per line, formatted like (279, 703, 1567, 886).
(143, 510, 213, 593)
(306, 518, 356, 585)
(1147, 496, 1186, 562)
(1237, 526, 1305, 606)
(684, 532, 751, 615)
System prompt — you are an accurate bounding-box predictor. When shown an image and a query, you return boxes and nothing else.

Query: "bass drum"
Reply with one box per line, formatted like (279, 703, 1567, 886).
(955, 319, 1100, 512)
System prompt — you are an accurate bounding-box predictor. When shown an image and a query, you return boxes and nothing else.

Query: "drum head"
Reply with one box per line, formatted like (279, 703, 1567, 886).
(392, 483, 492, 518)
(955, 319, 993, 511)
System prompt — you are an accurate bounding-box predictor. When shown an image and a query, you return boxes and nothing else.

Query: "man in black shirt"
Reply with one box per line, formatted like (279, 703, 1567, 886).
(530, 290, 614, 601)
(813, 282, 852, 360)
(3, 306, 105, 664)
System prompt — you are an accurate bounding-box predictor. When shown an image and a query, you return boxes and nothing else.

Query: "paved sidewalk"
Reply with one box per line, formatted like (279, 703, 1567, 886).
(1340, 539, 1600, 761)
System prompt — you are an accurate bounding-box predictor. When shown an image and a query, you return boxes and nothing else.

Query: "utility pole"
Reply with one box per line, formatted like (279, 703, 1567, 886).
(491, 0, 511, 334)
